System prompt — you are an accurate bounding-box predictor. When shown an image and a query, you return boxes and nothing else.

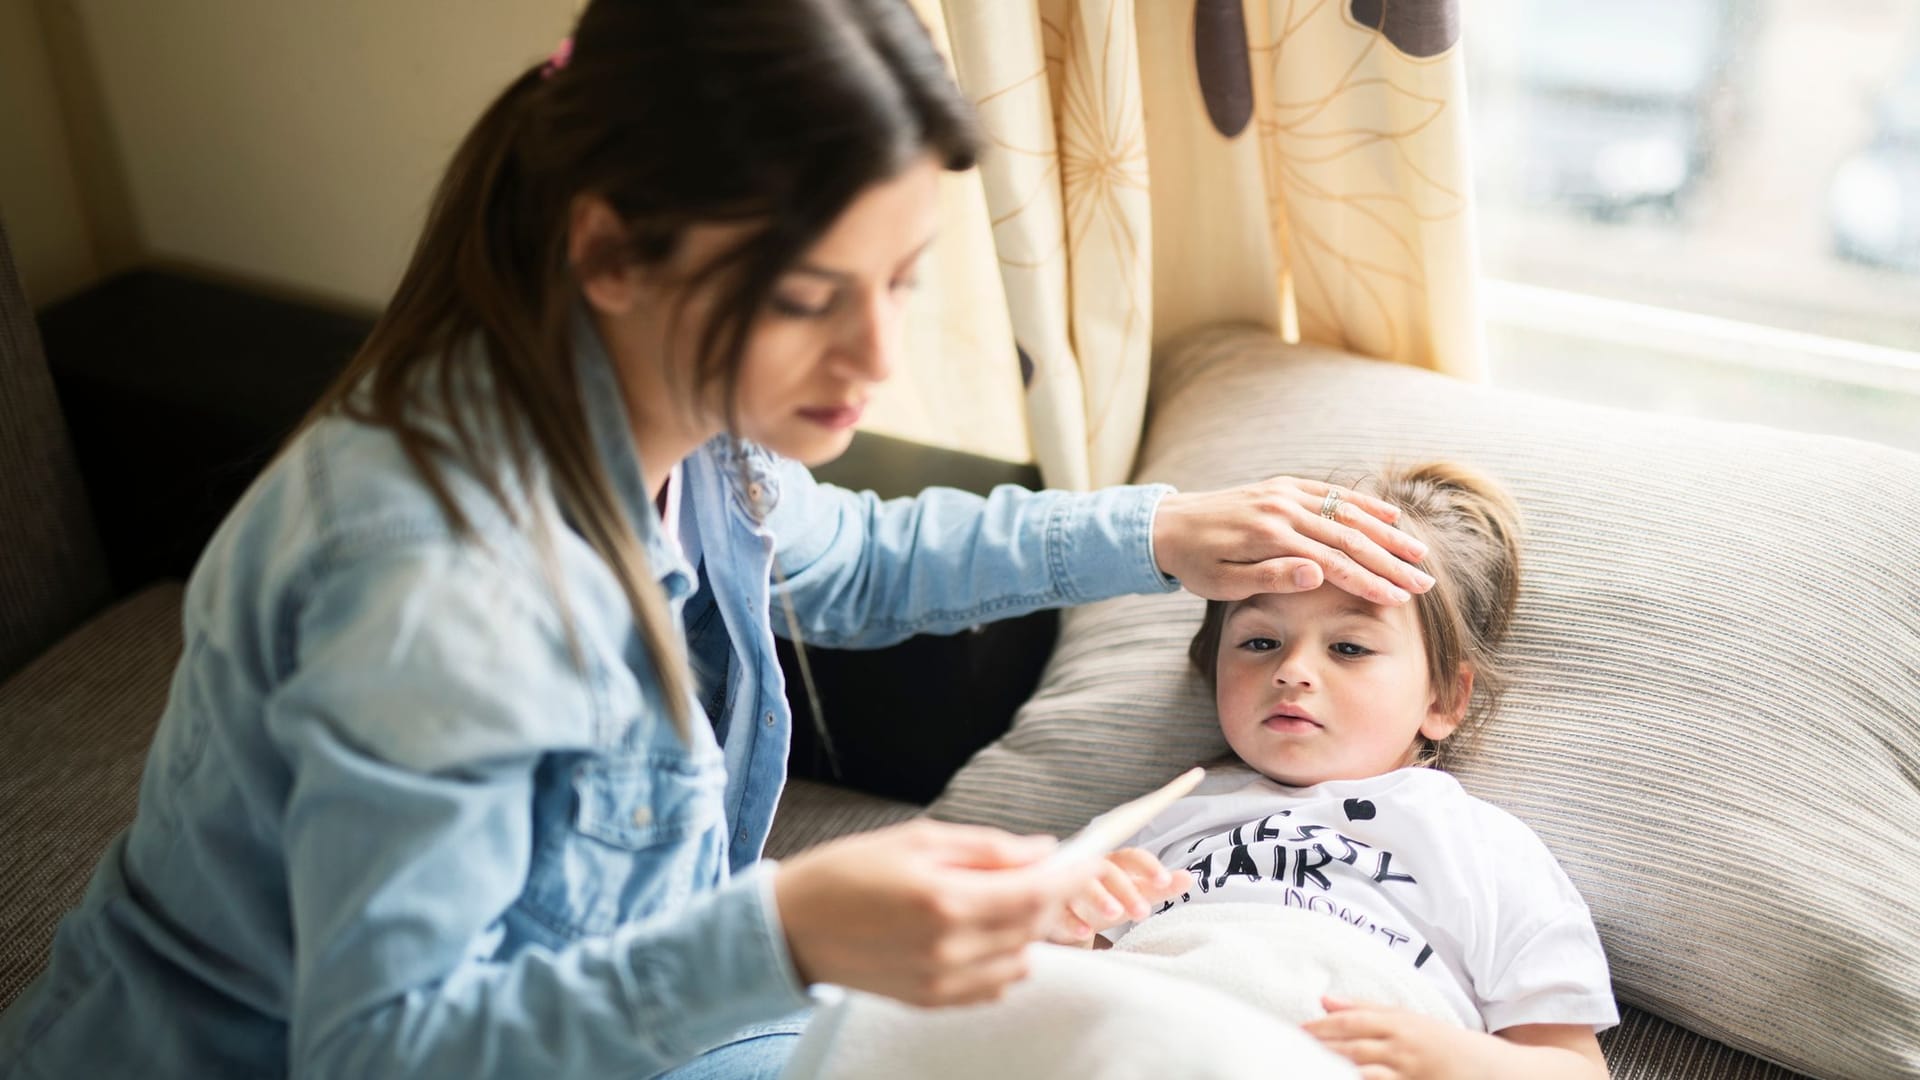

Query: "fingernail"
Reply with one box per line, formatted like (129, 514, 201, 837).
(1154, 870, 1173, 887)
(1414, 571, 1435, 589)
(1293, 567, 1317, 588)
(1390, 587, 1411, 603)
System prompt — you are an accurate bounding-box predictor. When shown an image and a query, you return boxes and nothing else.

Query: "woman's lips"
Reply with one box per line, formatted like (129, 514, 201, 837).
(798, 403, 863, 430)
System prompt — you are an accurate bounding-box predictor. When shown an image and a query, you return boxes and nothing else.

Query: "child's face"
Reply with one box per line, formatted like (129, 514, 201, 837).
(1213, 587, 1464, 786)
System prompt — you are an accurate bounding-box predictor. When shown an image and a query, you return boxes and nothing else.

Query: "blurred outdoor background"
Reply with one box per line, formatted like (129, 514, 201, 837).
(1469, 0, 1920, 451)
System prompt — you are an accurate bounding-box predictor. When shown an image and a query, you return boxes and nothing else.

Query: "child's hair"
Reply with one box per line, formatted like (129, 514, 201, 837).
(1187, 462, 1524, 771)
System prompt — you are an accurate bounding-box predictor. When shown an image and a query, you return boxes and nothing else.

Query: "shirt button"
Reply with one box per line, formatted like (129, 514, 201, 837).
(747, 482, 764, 502)
(764, 711, 776, 727)
(631, 806, 653, 827)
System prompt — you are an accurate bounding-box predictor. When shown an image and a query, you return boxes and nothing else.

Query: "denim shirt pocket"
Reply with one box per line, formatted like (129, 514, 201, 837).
(520, 747, 728, 940)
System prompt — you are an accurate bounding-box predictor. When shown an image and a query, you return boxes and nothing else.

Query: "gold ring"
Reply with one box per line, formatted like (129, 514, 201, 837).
(1318, 489, 1342, 520)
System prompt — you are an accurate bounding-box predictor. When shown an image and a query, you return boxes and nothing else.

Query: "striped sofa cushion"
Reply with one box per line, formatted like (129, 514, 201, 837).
(931, 325, 1920, 1080)
(0, 219, 109, 681)
(1, 584, 183, 1009)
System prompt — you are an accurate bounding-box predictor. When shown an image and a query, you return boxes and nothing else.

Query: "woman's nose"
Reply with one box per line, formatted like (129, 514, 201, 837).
(835, 288, 898, 383)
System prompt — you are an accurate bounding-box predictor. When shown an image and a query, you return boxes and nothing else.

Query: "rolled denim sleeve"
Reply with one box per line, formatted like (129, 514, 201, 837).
(268, 542, 808, 1077)
(766, 457, 1179, 649)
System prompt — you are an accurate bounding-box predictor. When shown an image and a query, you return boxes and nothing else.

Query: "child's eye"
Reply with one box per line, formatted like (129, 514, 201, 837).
(1331, 642, 1372, 658)
(1239, 637, 1280, 652)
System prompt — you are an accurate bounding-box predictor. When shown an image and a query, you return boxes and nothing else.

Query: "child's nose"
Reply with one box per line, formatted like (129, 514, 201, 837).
(1270, 646, 1315, 687)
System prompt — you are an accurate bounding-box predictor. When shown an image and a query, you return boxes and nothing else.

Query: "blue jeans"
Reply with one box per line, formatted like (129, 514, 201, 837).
(650, 1010, 810, 1080)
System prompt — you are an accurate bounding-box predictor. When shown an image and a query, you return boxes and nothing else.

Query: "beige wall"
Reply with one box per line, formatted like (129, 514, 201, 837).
(54, 0, 576, 310)
(9, 0, 1022, 459)
(0, 0, 97, 304)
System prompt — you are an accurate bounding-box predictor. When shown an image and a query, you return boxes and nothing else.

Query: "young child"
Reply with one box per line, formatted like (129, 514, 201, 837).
(1054, 462, 1618, 1080)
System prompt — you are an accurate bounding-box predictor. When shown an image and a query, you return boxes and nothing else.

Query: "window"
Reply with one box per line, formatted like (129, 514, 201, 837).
(1468, 0, 1920, 452)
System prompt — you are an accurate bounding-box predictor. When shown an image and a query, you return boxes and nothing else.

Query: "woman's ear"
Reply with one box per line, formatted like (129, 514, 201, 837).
(1420, 664, 1473, 742)
(568, 194, 643, 316)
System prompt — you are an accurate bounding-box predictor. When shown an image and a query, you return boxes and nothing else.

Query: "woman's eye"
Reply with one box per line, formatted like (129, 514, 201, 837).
(1331, 642, 1371, 658)
(1239, 637, 1279, 652)
(770, 292, 836, 318)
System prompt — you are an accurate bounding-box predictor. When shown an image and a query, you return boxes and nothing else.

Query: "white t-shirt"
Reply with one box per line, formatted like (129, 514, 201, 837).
(1107, 765, 1619, 1034)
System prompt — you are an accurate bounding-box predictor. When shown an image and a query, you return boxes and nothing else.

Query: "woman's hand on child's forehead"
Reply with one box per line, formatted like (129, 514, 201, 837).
(1151, 476, 1435, 607)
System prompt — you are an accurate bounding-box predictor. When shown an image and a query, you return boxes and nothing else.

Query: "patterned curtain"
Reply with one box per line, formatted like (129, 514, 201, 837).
(864, 0, 1481, 490)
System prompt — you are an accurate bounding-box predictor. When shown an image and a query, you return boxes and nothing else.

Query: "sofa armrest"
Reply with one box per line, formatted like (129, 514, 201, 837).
(38, 268, 372, 592)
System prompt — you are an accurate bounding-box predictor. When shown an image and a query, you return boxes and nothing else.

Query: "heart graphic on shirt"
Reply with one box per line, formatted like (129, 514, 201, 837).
(1343, 798, 1376, 821)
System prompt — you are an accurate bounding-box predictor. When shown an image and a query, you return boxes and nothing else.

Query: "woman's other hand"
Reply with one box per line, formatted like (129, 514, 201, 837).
(774, 820, 1071, 1006)
(1044, 847, 1185, 946)
(1152, 477, 1433, 606)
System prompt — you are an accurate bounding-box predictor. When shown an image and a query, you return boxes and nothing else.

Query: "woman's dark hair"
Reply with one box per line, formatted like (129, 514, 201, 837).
(1188, 463, 1524, 771)
(303, 0, 979, 740)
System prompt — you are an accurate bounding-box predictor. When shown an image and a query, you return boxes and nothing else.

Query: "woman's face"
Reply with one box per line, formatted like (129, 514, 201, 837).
(608, 155, 943, 468)
(735, 156, 942, 465)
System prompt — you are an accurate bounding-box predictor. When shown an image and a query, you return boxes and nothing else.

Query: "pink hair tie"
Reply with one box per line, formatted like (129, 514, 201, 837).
(540, 36, 573, 79)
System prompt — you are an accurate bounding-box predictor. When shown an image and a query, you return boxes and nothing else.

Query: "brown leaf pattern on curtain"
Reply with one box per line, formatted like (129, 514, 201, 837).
(1049, 0, 1150, 452)
(1248, 0, 1469, 360)
(1347, 0, 1460, 60)
(1193, 0, 1253, 138)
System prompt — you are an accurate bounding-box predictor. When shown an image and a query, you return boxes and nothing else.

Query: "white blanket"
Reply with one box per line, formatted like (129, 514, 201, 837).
(781, 903, 1463, 1080)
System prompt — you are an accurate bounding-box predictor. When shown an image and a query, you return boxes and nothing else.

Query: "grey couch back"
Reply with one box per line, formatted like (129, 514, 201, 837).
(0, 219, 108, 680)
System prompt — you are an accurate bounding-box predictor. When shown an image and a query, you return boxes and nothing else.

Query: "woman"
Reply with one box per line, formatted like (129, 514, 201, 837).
(0, 2, 1432, 1076)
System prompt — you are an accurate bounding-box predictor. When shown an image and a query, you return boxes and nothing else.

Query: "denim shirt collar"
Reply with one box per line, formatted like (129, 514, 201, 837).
(571, 305, 696, 602)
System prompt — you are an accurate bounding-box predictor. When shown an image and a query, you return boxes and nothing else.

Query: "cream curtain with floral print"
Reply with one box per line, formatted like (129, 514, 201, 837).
(861, 0, 1481, 490)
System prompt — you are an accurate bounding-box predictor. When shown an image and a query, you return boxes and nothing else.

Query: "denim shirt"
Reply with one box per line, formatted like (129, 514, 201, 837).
(0, 317, 1177, 1079)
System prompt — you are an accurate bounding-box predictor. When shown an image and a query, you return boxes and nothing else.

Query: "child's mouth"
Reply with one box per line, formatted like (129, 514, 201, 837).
(1263, 714, 1321, 733)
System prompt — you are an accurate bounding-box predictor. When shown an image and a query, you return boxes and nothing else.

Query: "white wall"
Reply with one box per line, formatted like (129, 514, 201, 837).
(0, 0, 97, 304)
(57, 0, 576, 309)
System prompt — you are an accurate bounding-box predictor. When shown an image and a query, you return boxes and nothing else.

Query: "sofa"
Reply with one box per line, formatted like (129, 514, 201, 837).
(5, 212, 1916, 1077)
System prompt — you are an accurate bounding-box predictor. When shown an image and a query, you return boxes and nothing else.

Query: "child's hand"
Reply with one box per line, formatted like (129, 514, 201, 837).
(1301, 997, 1478, 1080)
(1044, 848, 1185, 946)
